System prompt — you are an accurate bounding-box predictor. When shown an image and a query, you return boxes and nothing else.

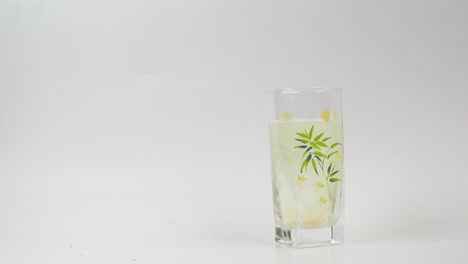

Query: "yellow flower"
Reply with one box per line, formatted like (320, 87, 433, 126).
(336, 153, 343, 159)
(283, 111, 294, 121)
(319, 196, 327, 204)
(320, 109, 330, 122)
(297, 175, 306, 182)
(316, 181, 325, 189)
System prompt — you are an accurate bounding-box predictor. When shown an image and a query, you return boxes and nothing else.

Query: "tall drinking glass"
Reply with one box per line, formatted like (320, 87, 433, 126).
(268, 88, 344, 247)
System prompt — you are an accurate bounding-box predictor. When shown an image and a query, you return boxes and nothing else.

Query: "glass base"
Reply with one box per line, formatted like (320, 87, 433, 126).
(275, 226, 343, 248)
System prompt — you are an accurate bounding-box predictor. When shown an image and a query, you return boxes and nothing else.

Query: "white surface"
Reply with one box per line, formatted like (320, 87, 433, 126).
(2, 227, 468, 263)
(1, 0, 468, 263)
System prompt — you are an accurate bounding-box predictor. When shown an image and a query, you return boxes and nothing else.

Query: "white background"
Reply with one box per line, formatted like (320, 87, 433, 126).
(1, 0, 468, 263)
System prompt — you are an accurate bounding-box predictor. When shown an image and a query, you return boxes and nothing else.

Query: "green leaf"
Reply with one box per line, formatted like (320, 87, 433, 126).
(294, 145, 307, 149)
(327, 151, 338, 158)
(314, 155, 323, 165)
(295, 132, 308, 139)
(322, 137, 331, 142)
(330, 143, 342, 149)
(316, 142, 328, 148)
(301, 154, 312, 173)
(308, 126, 314, 140)
(314, 156, 324, 168)
(309, 142, 321, 150)
(329, 170, 339, 177)
(314, 151, 328, 159)
(313, 133, 324, 142)
(300, 161, 307, 173)
(295, 138, 309, 144)
(329, 178, 341, 182)
(311, 158, 318, 174)
(302, 146, 312, 157)
(327, 162, 333, 175)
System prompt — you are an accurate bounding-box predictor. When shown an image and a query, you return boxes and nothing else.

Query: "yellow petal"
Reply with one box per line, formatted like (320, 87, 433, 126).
(297, 175, 306, 182)
(283, 111, 294, 121)
(336, 153, 343, 159)
(320, 196, 327, 204)
(316, 181, 325, 188)
(320, 109, 330, 122)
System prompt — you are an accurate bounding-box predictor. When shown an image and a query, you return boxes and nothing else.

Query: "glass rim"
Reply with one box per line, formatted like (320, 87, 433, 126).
(271, 87, 342, 94)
